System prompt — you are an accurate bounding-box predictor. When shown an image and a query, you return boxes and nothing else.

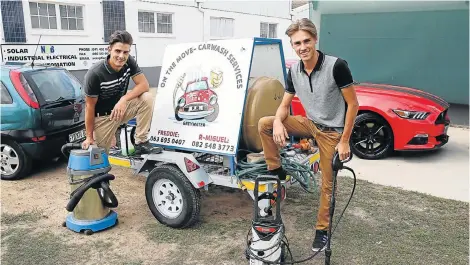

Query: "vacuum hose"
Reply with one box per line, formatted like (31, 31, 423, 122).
(66, 173, 118, 212)
(61, 143, 119, 212)
(61, 143, 82, 158)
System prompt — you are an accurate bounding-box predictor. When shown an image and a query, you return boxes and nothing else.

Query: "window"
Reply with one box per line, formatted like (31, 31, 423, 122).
(1, 0, 27, 43)
(260, 22, 277, 38)
(59, 5, 84, 30)
(138, 11, 172, 34)
(1, 82, 13, 104)
(102, 0, 126, 42)
(26, 69, 82, 102)
(157, 13, 172, 34)
(138, 11, 154, 33)
(29, 2, 57, 29)
(210, 17, 234, 38)
(29, 2, 84, 31)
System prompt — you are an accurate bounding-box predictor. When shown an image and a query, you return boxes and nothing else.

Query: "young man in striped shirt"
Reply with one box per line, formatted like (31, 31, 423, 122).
(82, 30, 161, 155)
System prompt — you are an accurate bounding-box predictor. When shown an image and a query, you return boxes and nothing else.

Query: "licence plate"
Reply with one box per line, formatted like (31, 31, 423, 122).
(69, 129, 86, 142)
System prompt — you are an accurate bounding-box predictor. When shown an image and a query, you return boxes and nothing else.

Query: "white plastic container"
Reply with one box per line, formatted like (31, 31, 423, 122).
(119, 127, 135, 156)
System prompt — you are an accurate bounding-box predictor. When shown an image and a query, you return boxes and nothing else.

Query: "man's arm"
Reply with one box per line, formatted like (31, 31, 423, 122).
(85, 96, 98, 139)
(340, 86, 359, 143)
(275, 92, 295, 123)
(333, 58, 359, 144)
(82, 70, 100, 148)
(121, 73, 149, 101)
(275, 68, 296, 123)
(121, 56, 149, 101)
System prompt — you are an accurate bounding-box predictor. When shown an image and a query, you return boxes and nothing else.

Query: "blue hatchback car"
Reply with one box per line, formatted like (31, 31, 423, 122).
(1, 63, 86, 180)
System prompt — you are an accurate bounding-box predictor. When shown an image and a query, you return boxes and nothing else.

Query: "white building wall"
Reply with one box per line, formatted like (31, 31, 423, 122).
(15, 0, 104, 44)
(126, 1, 203, 67)
(1, 0, 297, 67)
(129, 0, 296, 65)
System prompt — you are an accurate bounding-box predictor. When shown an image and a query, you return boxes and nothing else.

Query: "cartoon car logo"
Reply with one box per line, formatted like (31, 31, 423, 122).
(174, 77, 219, 122)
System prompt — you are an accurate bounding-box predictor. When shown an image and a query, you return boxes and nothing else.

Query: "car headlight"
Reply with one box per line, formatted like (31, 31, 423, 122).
(392, 109, 429, 120)
(209, 95, 217, 105)
(178, 98, 185, 107)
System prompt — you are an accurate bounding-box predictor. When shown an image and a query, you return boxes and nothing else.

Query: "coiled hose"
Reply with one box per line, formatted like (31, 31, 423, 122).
(235, 149, 318, 193)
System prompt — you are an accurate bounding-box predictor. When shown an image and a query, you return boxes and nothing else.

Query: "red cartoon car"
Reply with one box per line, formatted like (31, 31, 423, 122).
(285, 59, 450, 160)
(175, 77, 219, 122)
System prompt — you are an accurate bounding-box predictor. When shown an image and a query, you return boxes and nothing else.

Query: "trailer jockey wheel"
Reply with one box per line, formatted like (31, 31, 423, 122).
(145, 164, 201, 228)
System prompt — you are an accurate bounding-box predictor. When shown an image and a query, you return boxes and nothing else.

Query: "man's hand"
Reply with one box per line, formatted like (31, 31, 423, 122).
(336, 141, 351, 161)
(82, 137, 95, 150)
(110, 98, 127, 121)
(273, 119, 289, 147)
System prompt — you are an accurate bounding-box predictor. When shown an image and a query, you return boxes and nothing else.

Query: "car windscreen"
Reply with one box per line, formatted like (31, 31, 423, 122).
(26, 69, 82, 103)
(186, 81, 208, 93)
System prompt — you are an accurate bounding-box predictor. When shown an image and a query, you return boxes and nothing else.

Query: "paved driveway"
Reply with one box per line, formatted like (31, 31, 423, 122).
(345, 126, 469, 202)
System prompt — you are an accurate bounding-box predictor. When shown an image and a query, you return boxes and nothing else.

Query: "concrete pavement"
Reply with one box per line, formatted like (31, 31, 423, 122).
(344, 126, 469, 202)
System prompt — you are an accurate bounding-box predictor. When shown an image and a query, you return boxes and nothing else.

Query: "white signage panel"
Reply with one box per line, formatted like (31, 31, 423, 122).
(149, 38, 254, 155)
(1, 44, 137, 70)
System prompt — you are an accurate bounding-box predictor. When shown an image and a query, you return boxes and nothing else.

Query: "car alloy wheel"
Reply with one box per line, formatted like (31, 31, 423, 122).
(1, 143, 20, 176)
(0, 139, 32, 180)
(351, 113, 393, 160)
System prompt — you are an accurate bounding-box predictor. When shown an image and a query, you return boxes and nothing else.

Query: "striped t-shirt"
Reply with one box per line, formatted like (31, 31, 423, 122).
(83, 55, 142, 116)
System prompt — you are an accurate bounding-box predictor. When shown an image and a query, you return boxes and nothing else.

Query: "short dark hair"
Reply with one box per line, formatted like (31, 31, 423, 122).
(108, 30, 133, 46)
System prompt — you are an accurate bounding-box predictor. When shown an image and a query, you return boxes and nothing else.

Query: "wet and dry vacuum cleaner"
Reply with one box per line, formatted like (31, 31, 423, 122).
(61, 143, 119, 235)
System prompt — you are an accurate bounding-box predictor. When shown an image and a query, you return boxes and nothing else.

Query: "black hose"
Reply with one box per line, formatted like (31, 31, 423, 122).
(97, 181, 119, 208)
(66, 173, 117, 212)
(61, 143, 82, 158)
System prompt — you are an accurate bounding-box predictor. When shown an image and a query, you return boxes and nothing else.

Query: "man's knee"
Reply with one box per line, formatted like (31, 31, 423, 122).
(138, 91, 154, 109)
(258, 116, 275, 133)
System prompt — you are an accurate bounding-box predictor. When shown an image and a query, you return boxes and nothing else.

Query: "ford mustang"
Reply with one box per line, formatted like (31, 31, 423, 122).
(286, 60, 451, 160)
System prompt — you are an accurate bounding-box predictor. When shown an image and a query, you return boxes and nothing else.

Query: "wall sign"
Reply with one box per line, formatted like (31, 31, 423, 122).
(149, 38, 254, 155)
(1, 44, 137, 70)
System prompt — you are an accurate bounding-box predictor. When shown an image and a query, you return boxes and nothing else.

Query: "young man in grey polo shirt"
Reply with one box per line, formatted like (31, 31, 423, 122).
(258, 18, 359, 252)
(81, 30, 161, 155)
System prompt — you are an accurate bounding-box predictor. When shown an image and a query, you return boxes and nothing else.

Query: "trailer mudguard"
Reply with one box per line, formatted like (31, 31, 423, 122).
(136, 151, 213, 189)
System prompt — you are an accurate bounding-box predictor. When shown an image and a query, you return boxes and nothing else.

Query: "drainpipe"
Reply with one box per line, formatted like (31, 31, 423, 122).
(197, 0, 205, 41)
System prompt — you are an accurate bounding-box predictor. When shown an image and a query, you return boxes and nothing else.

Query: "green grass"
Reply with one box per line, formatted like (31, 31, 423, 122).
(1, 209, 44, 225)
(2, 176, 468, 265)
(143, 176, 469, 265)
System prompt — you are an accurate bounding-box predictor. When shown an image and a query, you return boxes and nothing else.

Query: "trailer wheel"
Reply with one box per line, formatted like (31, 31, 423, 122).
(145, 164, 201, 228)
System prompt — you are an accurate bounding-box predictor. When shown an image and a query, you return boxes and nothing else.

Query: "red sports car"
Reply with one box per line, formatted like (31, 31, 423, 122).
(286, 60, 451, 159)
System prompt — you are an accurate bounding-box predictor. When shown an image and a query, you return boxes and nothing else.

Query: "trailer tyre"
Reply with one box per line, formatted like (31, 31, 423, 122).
(145, 164, 201, 228)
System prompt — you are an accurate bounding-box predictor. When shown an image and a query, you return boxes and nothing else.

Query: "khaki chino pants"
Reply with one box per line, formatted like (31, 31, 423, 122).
(93, 92, 154, 154)
(258, 115, 342, 231)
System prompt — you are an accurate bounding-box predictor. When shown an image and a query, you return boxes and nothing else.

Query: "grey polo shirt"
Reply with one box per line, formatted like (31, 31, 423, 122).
(286, 50, 354, 129)
(83, 55, 142, 116)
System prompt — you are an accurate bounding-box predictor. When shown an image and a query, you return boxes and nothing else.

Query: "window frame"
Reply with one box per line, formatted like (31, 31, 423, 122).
(58, 4, 84, 31)
(210, 16, 234, 40)
(260, 22, 278, 38)
(28, 1, 86, 35)
(137, 10, 175, 38)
